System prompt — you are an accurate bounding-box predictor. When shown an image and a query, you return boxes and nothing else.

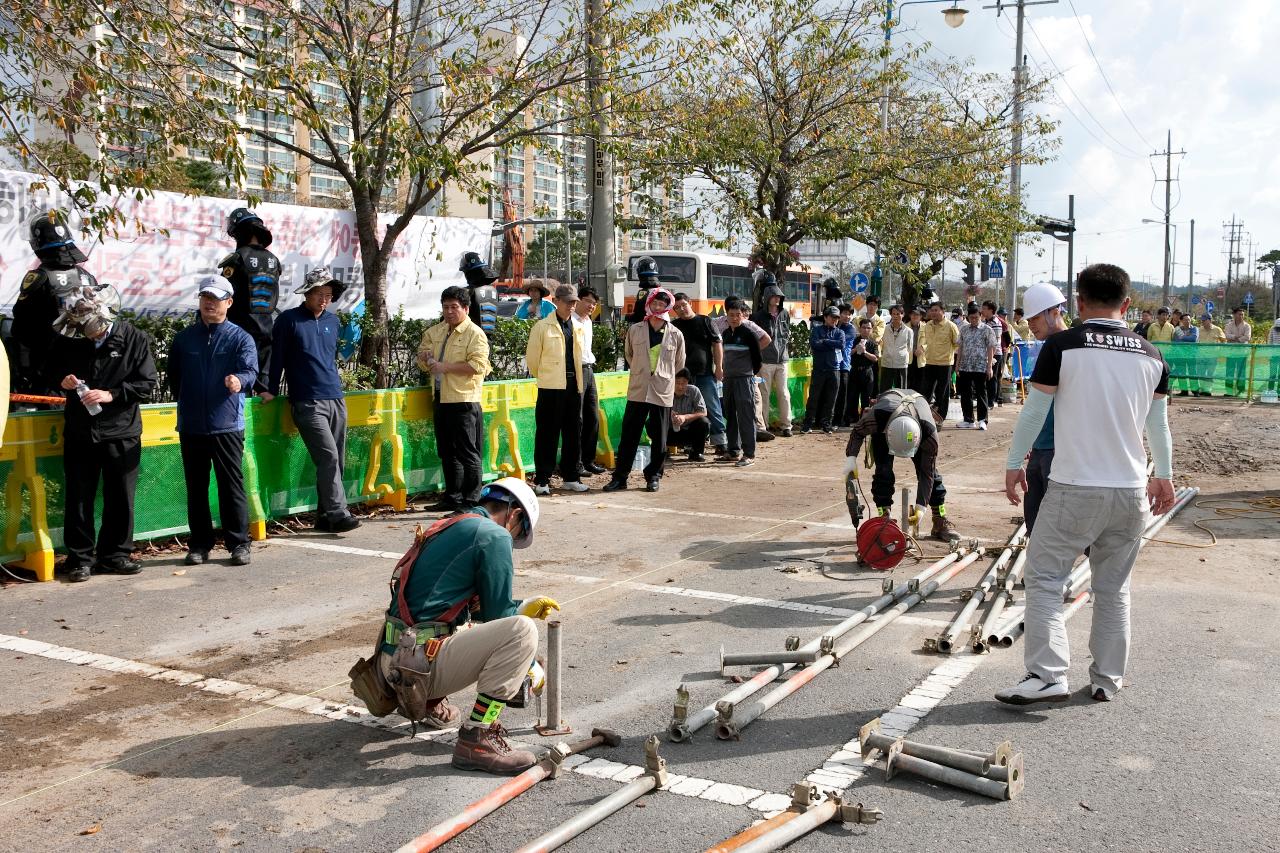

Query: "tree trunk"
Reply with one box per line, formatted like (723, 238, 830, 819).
(354, 190, 392, 388)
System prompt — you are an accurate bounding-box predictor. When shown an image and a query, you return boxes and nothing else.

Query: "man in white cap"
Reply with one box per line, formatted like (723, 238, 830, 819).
(1005, 282, 1067, 532)
(350, 477, 560, 775)
(999, 264, 1174, 706)
(262, 267, 359, 532)
(169, 278, 260, 567)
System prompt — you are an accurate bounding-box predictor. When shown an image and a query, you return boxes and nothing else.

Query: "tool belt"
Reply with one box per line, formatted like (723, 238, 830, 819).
(384, 621, 451, 727)
(380, 616, 453, 656)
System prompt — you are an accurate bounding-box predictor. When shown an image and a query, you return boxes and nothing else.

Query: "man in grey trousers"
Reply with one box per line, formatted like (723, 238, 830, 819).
(263, 267, 360, 533)
(999, 264, 1175, 705)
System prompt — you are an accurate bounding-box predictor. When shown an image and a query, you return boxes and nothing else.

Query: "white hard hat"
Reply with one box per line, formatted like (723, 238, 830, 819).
(1021, 282, 1067, 319)
(478, 477, 540, 549)
(886, 413, 922, 458)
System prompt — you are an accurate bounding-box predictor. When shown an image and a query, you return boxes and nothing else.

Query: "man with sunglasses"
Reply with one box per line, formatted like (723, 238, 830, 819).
(365, 477, 561, 775)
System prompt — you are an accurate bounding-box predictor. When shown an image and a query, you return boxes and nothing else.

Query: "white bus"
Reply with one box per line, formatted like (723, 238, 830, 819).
(622, 250, 821, 319)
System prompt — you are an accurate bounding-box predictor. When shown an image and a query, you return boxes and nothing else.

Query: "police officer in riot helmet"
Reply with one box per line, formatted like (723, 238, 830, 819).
(629, 256, 660, 324)
(11, 210, 98, 396)
(219, 207, 281, 394)
(821, 276, 844, 312)
(459, 251, 500, 334)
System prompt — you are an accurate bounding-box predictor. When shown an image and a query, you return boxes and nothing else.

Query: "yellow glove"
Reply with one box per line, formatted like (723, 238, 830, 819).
(518, 596, 561, 620)
(528, 660, 546, 695)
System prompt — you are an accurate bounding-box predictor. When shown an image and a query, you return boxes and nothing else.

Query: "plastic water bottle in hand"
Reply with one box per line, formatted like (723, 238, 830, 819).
(75, 381, 102, 416)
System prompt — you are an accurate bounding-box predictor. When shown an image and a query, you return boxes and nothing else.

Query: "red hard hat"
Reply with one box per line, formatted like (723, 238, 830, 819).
(856, 516, 909, 571)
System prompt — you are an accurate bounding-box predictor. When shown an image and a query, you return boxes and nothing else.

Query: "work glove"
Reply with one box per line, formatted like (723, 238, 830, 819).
(518, 596, 561, 620)
(528, 659, 546, 696)
(842, 456, 859, 478)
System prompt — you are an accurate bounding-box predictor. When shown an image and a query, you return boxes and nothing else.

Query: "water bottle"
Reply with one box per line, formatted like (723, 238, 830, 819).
(714, 380, 724, 399)
(75, 381, 102, 416)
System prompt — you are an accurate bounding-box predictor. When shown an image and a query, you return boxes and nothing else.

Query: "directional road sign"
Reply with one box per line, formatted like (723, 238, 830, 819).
(1191, 295, 1201, 306)
(1205, 300, 1215, 313)
(1244, 292, 1255, 305)
(988, 258, 1005, 278)
(850, 272, 870, 294)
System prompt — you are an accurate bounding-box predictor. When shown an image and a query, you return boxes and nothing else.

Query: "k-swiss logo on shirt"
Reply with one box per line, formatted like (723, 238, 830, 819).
(1083, 331, 1146, 351)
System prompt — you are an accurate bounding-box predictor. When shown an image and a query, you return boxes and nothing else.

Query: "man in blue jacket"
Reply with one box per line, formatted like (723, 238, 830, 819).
(802, 306, 846, 433)
(262, 267, 359, 533)
(169, 279, 260, 566)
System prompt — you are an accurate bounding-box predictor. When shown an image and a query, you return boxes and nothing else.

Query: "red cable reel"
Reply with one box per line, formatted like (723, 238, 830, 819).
(856, 516, 909, 571)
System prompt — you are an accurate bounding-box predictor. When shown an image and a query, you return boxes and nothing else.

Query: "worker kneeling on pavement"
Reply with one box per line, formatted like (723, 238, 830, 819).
(844, 388, 960, 543)
(349, 477, 560, 775)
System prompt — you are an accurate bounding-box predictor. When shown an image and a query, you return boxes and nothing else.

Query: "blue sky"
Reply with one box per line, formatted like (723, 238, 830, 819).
(897, 0, 1277, 290)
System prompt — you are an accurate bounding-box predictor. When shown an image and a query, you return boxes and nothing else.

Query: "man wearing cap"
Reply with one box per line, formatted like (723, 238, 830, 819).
(262, 267, 359, 533)
(460, 252, 500, 333)
(1146, 307, 1175, 342)
(220, 208, 282, 394)
(417, 287, 492, 511)
(170, 280, 260, 566)
(47, 283, 157, 582)
(802, 306, 846, 434)
(604, 288, 686, 492)
(355, 477, 561, 775)
(844, 388, 958, 543)
(514, 279, 555, 319)
(526, 283, 589, 494)
(1005, 282, 1068, 532)
(1224, 307, 1252, 396)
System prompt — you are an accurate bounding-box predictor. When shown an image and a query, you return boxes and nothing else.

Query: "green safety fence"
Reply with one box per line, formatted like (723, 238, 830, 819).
(1153, 343, 1280, 398)
(1, 362, 815, 580)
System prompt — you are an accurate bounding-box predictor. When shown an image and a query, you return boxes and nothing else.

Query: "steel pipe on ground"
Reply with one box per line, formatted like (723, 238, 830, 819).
(933, 528, 1024, 653)
(703, 811, 802, 853)
(535, 620, 570, 736)
(393, 729, 622, 853)
(885, 740, 1022, 800)
(669, 547, 972, 742)
(716, 548, 986, 739)
(992, 488, 1198, 648)
(730, 784, 882, 853)
(512, 736, 667, 853)
(975, 549, 1026, 652)
(720, 646, 822, 671)
(861, 731, 989, 775)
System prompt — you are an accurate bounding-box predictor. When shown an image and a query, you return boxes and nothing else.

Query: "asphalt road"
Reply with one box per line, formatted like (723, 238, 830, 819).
(2, 398, 1277, 852)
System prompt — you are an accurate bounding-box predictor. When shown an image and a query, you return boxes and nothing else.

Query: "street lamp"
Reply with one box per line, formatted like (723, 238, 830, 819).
(942, 5, 969, 27)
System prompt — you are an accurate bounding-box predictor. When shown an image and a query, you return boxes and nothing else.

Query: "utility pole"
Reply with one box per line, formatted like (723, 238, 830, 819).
(585, 0, 616, 313)
(1004, 0, 1027, 312)
(1222, 216, 1243, 287)
(1149, 130, 1185, 306)
(1065, 193, 1075, 306)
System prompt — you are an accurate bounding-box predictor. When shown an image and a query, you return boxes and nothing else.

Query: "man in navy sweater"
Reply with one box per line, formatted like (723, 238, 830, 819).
(263, 267, 359, 533)
(802, 306, 846, 433)
(170, 279, 260, 566)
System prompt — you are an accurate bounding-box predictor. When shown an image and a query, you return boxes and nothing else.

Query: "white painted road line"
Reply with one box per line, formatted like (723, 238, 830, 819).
(542, 497, 851, 531)
(270, 538, 951, 627)
(0, 632, 786, 814)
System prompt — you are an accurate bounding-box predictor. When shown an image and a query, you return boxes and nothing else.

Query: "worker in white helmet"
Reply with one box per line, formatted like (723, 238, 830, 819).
(1009, 282, 1068, 532)
(348, 477, 560, 775)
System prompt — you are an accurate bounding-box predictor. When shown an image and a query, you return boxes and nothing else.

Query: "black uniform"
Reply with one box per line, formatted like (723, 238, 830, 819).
(11, 265, 97, 395)
(845, 390, 946, 511)
(219, 244, 281, 393)
(45, 322, 157, 567)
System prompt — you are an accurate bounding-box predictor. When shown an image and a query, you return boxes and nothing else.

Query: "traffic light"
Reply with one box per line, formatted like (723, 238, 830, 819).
(963, 260, 976, 287)
(980, 254, 991, 282)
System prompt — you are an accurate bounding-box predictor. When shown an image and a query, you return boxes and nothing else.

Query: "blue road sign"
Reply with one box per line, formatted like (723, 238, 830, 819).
(895, 251, 909, 265)
(989, 258, 1005, 278)
(1191, 295, 1202, 306)
(1205, 300, 1215, 313)
(1244, 292, 1255, 305)
(850, 272, 870, 294)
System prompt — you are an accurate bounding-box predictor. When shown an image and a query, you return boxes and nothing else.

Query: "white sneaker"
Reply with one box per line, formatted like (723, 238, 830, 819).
(977, 420, 988, 431)
(533, 484, 551, 496)
(561, 481, 589, 493)
(957, 421, 976, 430)
(995, 673, 1070, 705)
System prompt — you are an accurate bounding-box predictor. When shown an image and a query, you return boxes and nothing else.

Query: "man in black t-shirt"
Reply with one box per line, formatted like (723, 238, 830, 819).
(672, 293, 726, 452)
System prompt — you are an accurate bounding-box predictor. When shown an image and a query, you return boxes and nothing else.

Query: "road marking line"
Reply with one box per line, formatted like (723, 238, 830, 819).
(0, 633, 784, 813)
(542, 497, 850, 530)
(269, 539, 958, 627)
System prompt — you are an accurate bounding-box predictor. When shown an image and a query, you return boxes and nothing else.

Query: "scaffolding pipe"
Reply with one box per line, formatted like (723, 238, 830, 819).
(932, 528, 1024, 653)
(536, 620, 570, 735)
(993, 488, 1197, 647)
(975, 548, 1027, 651)
(720, 643, 824, 672)
(512, 736, 667, 853)
(717, 548, 985, 739)
(885, 740, 1022, 800)
(861, 731, 990, 776)
(702, 810, 803, 853)
(731, 784, 882, 853)
(669, 547, 971, 742)
(394, 728, 621, 853)
(1062, 487, 1194, 599)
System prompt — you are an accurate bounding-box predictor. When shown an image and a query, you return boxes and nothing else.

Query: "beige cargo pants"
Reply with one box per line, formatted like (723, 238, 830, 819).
(379, 615, 538, 703)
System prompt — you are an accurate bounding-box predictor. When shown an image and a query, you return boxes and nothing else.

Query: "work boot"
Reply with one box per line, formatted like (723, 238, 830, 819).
(422, 697, 461, 728)
(930, 510, 960, 544)
(452, 723, 538, 775)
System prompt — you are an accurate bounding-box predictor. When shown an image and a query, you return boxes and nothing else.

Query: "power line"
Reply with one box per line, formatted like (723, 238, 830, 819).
(1064, 0, 1157, 151)
(1024, 19, 1147, 160)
